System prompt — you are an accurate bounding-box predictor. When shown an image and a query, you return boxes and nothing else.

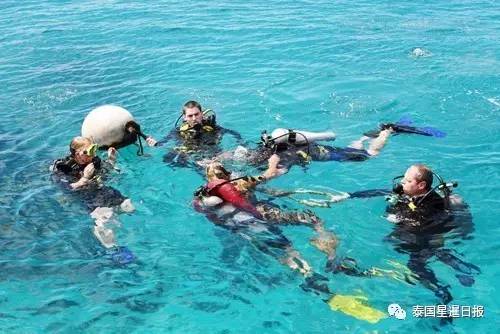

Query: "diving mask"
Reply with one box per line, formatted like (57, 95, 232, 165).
(83, 144, 98, 156)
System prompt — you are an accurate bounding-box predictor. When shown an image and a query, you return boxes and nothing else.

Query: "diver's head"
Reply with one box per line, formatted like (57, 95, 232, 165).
(69, 136, 97, 165)
(402, 164, 433, 197)
(182, 100, 204, 127)
(206, 162, 231, 182)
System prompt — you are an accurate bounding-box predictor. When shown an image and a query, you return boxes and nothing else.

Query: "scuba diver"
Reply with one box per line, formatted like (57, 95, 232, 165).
(148, 100, 245, 169)
(276, 164, 480, 306)
(193, 154, 338, 276)
(51, 136, 135, 264)
(216, 116, 446, 170)
(192, 155, 388, 324)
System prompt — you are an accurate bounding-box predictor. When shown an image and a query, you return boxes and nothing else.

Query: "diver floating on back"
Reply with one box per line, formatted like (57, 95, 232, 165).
(216, 116, 446, 170)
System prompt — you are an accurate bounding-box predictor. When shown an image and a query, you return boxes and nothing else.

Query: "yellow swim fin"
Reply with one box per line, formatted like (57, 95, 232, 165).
(328, 294, 386, 324)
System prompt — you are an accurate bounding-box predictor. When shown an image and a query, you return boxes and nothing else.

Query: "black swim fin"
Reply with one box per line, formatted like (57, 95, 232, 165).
(326, 257, 369, 277)
(300, 273, 331, 295)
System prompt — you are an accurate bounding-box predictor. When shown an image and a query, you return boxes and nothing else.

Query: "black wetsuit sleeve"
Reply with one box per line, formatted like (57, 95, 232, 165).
(53, 159, 74, 175)
(51, 157, 86, 188)
(348, 189, 392, 198)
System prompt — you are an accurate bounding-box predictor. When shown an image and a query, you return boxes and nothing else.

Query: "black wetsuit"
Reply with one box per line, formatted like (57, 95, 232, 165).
(335, 189, 479, 305)
(160, 121, 243, 169)
(386, 191, 446, 226)
(52, 156, 127, 212)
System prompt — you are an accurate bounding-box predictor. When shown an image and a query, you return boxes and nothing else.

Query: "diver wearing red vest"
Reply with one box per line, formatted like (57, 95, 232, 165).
(193, 154, 338, 277)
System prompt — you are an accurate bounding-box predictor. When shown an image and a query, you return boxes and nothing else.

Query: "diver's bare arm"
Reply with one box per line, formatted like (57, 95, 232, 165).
(70, 163, 95, 189)
(261, 154, 284, 180)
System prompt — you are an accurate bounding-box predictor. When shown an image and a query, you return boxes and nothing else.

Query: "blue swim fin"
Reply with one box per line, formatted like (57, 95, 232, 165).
(390, 124, 447, 138)
(111, 246, 136, 265)
(364, 116, 446, 138)
(395, 115, 413, 126)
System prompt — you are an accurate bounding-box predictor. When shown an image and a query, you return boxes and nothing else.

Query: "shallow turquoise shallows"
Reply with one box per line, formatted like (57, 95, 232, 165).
(1, 0, 499, 333)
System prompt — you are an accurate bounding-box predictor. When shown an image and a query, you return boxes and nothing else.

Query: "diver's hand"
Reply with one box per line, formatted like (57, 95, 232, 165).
(83, 163, 96, 179)
(146, 136, 157, 147)
(70, 163, 95, 189)
(107, 147, 117, 163)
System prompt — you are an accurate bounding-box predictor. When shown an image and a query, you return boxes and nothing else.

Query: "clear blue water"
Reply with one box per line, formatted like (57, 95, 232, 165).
(1, 0, 499, 332)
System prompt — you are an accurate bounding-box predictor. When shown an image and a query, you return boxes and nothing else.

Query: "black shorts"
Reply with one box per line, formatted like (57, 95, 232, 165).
(312, 145, 371, 162)
(78, 186, 127, 212)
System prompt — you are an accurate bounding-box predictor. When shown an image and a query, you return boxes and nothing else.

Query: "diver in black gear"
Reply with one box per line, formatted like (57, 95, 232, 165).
(52, 136, 135, 255)
(148, 100, 244, 170)
(323, 164, 480, 305)
(220, 126, 394, 172)
(215, 117, 446, 172)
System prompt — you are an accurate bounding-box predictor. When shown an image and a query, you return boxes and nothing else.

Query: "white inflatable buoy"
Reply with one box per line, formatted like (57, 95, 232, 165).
(271, 128, 336, 145)
(82, 105, 135, 147)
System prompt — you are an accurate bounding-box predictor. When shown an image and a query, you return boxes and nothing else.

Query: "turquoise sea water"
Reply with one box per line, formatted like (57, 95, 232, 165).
(1, 0, 499, 332)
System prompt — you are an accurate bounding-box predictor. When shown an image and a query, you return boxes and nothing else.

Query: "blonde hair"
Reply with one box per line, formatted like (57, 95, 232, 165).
(70, 136, 93, 155)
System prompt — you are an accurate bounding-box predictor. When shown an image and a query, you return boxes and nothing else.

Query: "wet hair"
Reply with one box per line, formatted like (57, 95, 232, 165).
(69, 136, 92, 156)
(206, 162, 231, 181)
(182, 100, 202, 114)
(412, 164, 433, 190)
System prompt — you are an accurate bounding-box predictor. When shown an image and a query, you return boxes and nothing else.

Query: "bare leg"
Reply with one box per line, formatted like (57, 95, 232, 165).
(91, 206, 117, 249)
(310, 218, 338, 261)
(93, 225, 117, 249)
(256, 204, 339, 260)
(366, 128, 393, 156)
(256, 204, 317, 226)
(348, 136, 371, 150)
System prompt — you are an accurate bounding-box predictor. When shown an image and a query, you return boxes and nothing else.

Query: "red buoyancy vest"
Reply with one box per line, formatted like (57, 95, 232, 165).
(206, 179, 263, 219)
